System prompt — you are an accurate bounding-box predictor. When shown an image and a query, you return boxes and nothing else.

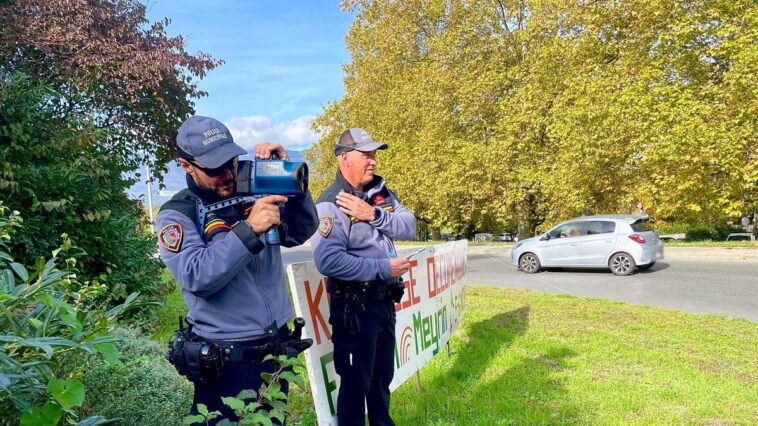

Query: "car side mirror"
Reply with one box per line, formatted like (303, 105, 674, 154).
(540, 234, 550, 241)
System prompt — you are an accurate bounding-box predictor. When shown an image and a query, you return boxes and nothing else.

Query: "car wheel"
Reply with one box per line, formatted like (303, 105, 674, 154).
(637, 261, 655, 271)
(519, 253, 541, 274)
(609, 252, 636, 276)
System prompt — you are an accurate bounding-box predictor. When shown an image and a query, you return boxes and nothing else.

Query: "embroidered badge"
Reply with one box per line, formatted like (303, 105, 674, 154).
(318, 216, 334, 238)
(159, 223, 183, 253)
(372, 194, 386, 206)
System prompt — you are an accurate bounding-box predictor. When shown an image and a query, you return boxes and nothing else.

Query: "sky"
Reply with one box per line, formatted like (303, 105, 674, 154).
(132, 1, 355, 201)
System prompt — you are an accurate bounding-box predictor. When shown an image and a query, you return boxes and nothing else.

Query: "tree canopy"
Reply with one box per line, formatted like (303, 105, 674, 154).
(311, 0, 757, 238)
(0, 0, 220, 172)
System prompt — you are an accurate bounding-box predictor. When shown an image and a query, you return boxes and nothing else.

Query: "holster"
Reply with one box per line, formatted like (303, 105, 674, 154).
(390, 278, 405, 303)
(166, 318, 224, 385)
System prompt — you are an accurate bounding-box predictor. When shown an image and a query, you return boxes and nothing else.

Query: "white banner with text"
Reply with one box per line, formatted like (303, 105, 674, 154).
(286, 240, 467, 426)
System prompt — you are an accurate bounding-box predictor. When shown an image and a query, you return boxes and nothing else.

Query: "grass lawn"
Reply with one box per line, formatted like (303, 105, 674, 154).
(151, 285, 757, 425)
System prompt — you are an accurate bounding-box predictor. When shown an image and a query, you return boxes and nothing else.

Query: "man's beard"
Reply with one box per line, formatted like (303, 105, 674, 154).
(186, 175, 235, 202)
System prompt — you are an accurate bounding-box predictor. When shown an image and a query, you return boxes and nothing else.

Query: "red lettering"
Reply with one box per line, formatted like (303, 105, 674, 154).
(304, 278, 331, 345)
(395, 260, 420, 312)
(427, 256, 437, 298)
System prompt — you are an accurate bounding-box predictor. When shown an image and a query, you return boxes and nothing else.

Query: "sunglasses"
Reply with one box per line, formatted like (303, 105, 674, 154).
(190, 158, 238, 177)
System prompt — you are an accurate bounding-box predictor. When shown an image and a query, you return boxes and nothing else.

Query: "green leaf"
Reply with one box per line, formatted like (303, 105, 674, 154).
(236, 389, 257, 400)
(279, 371, 305, 390)
(196, 403, 209, 416)
(94, 342, 119, 366)
(10, 262, 28, 281)
(182, 415, 205, 425)
(267, 381, 281, 395)
(270, 411, 285, 423)
(27, 318, 43, 330)
(20, 402, 61, 426)
(47, 378, 85, 409)
(249, 413, 273, 426)
(221, 396, 245, 412)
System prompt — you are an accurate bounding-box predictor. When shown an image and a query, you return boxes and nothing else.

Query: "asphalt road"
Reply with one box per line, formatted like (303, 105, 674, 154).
(282, 246, 758, 322)
(466, 249, 758, 321)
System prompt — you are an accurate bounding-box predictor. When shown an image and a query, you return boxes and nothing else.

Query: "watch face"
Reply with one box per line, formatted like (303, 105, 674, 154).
(374, 208, 381, 220)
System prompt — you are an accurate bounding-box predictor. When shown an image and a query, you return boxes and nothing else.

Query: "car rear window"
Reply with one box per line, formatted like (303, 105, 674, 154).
(631, 220, 653, 232)
(588, 221, 616, 235)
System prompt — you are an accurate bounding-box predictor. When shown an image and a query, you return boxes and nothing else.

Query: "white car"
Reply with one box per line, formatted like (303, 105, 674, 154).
(511, 215, 664, 276)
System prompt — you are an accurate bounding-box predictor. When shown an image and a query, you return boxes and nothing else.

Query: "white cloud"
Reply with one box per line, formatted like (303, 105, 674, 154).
(225, 115, 319, 151)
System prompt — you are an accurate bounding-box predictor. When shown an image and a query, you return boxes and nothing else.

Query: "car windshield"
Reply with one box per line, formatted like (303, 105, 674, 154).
(727, 235, 751, 241)
(631, 220, 653, 232)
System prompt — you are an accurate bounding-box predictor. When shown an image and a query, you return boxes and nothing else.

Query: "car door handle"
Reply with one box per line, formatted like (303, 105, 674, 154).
(570, 244, 578, 246)
(604, 240, 613, 243)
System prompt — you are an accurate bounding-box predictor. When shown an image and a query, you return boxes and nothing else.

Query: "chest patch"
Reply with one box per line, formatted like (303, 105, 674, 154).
(318, 216, 334, 238)
(371, 193, 386, 206)
(159, 223, 183, 253)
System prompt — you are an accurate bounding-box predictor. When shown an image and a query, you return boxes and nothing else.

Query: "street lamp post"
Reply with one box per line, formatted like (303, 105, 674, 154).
(145, 163, 155, 234)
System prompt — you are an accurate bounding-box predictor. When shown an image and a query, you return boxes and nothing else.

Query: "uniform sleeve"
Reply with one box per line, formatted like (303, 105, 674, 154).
(310, 202, 392, 281)
(157, 209, 262, 297)
(369, 191, 416, 241)
(279, 190, 319, 248)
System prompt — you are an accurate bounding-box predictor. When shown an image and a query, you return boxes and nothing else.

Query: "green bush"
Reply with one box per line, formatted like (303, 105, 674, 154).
(656, 222, 742, 241)
(78, 327, 193, 426)
(0, 204, 138, 425)
(0, 75, 165, 313)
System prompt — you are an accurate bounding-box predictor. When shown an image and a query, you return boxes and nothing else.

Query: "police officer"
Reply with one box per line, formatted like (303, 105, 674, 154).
(156, 116, 318, 422)
(311, 128, 416, 425)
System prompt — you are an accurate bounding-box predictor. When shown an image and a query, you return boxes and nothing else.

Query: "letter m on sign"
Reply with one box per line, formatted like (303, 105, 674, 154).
(305, 278, 331, 345)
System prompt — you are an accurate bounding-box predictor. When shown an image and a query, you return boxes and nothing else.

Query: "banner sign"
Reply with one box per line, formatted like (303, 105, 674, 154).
(286, 240, 467, 426)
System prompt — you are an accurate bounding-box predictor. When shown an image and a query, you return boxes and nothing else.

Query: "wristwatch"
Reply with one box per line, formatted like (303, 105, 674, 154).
(373, 207, 382, 221)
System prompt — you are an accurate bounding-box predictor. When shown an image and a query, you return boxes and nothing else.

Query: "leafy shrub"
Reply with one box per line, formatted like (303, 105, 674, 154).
(0, 75, 165, 313)
(0, 203, 138, 425)
(78, 327, 193, 426)
(656, 222, 742, 241)
(185, 354, 307, 426)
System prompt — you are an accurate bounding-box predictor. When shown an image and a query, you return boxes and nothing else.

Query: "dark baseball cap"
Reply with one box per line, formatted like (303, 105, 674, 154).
(176, 116, 246, 168)
(334, 128, 388, 156)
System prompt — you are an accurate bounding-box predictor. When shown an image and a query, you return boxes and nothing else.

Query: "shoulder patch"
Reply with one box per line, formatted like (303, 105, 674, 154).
(318, 216, 334, 238)
(159, 223, 183, 253)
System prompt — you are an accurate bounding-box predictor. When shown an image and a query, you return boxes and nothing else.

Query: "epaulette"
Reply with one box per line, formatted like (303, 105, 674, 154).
(159, 189, 200, 223)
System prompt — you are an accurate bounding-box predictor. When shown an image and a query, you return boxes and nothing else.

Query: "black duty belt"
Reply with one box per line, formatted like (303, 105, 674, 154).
(328, 278, 395, 301)
(200, 326, 288, 363)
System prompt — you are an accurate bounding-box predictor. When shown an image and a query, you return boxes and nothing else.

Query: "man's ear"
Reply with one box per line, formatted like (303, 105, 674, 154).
(177, 158, 193, 174)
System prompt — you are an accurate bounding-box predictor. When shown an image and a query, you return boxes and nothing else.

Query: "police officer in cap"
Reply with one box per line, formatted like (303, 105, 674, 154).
(156, 116, 318, 422)
(311, 128, 416, 425)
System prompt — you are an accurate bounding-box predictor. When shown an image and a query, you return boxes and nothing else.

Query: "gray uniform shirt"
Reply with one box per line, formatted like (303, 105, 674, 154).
(310, 171, 416, 281)
(157, 183, 318, 340)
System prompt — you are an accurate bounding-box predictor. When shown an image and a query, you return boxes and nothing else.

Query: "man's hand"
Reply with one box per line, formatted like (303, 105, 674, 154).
(336, 191, 375, 221)
(255, 143, 288, 160)
(389, 257, 411, 277)
(246, 195, 288, 234)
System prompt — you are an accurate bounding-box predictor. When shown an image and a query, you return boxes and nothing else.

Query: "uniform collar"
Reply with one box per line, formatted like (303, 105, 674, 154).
(335, 169, 385, 200)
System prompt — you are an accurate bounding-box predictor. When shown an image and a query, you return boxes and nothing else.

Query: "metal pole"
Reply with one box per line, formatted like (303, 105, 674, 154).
(415, 371, 421, 391)
(145, 163, 155, 234)
(446, 342, 451, 358)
